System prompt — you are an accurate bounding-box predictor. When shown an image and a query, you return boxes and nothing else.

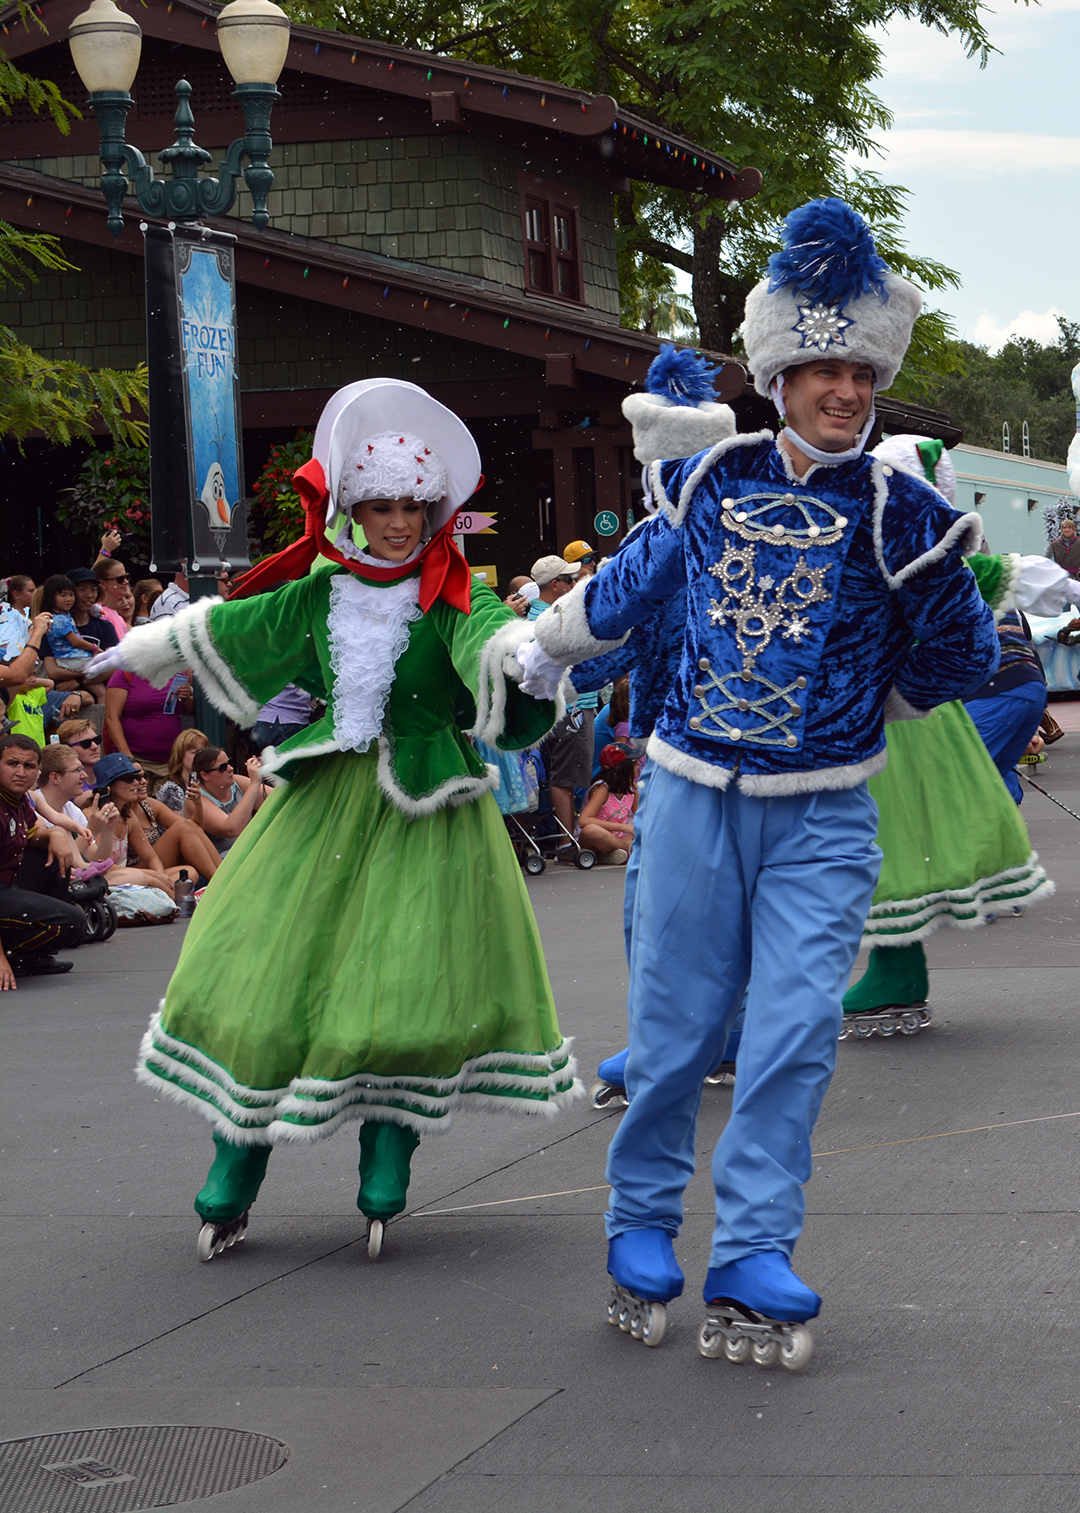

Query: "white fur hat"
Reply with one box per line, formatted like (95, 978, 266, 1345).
(743, 199, 922, 397)
(621, 344, 736, 464)
(872, 434, 957, 506)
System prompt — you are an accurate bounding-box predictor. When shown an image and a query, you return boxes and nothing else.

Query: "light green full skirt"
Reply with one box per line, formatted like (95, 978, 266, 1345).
(862, 701, 1052, 946)
(138, 750, 579, 1143)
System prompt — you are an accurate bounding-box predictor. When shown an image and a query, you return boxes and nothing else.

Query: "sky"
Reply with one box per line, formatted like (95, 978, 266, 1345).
(862, 0, 1078, 351)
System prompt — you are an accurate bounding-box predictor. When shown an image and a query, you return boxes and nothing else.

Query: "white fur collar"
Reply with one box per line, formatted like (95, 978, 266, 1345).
(327, 573, 423, 753)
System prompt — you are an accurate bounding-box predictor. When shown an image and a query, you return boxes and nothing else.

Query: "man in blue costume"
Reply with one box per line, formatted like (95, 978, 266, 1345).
(521, 200, 1001, 1366)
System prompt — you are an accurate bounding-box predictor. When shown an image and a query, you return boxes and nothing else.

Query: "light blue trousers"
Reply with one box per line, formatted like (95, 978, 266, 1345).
(606, 765, 881, 1269)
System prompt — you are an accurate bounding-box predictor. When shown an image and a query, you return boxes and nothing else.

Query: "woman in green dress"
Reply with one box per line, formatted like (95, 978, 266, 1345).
(88, 380, 581, 1260)
(841, 436, 1070, 1036)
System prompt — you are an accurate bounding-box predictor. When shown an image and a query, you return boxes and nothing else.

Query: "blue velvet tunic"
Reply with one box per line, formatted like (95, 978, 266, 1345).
(556, 436, 1000, 795)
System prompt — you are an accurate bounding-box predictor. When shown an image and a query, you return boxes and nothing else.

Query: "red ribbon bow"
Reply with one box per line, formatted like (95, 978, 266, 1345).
(230, 458, 472, 614)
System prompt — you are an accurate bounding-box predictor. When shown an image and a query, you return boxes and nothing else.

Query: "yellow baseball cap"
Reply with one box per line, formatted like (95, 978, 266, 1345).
(563, 540, 596, 564)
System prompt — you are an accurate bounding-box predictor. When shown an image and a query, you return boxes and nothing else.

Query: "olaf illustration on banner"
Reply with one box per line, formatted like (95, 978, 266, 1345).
(199, 460, 233, 554)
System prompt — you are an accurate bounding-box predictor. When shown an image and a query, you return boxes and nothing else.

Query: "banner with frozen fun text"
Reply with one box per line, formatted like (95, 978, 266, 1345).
(174, 229, 247, 569)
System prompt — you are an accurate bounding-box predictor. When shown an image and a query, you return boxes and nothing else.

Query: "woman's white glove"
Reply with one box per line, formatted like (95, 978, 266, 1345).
(85, 645, 127, 680)
(516, 640, 568, 700)
(1015, 556, 1074, 616)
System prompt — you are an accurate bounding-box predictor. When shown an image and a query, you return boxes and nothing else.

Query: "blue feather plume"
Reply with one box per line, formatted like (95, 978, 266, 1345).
(766, 198, 889, 307)
(644, 343, 719, 407)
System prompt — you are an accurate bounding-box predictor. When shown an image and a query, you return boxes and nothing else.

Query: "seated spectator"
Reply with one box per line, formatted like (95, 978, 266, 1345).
(50, 568, 120, 676)
(156, 729, 209, 813)
(92, 753, 219, 886)
(0, 733, 84, 986)
(57, 718, 102, 802)
(563, 539, 598, 577)
(105, 665, 192, 791)
(2, 574, 35, 626)
(192, 746, 268, 856)
(2, 609, 53, 747)
(39, 575, 108, 701)
(504, 575, 538, 618)
(30, 743, 118, 879)
(577, 743, 638, 866)
(127, 761, 221, 881)
(592, 675, 631, 778)
(251, 684, 311, 751)
(149, 569, 189, 620)
(93, 556, 133, 639)
(132, 578, 163, 625)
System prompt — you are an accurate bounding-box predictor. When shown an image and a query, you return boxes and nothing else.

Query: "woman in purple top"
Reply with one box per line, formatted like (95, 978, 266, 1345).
(105, 668, 193, 791)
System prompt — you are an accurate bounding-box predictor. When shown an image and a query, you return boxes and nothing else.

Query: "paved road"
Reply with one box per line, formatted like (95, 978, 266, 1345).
(4, 733, 1079, 1512)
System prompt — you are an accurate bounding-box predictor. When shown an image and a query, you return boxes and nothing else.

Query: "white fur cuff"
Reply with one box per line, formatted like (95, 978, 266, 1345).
(883, 687, 932, 723)
(532, 579, 628, 664)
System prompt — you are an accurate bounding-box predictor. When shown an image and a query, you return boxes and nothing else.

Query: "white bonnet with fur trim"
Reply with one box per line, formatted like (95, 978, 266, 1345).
(743, 198, 922, 397)
(313, 378, 481, 537)
(872, 434, 957, 506)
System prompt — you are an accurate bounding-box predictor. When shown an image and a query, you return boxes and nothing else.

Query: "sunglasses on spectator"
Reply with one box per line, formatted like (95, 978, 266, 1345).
(555, 575, 576, 584)
(105, 574, 130, 584)
(204, 760, 233, 774)
(70, 736, 100, 749)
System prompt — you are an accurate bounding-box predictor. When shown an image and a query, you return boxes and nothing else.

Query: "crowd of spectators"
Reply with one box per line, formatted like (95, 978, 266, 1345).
(1, 539, 312, 983)
(495, 538, 643, 866)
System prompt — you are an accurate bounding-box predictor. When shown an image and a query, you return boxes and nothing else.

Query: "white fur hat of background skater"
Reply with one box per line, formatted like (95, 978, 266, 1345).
(314, 377, 481, 539)
(742, 199, 922, 398)
(872, 434, 957, 506)
(622, 344, 736, 464)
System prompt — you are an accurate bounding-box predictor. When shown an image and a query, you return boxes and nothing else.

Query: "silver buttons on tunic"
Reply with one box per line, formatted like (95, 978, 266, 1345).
(693, 685, 705, 698)
(786, 735, 798, 747)
(699, 657, 711, 671)
(689, 716, 702, 730)
(796, 676, 808, 688)
(728, 727, 742, 740)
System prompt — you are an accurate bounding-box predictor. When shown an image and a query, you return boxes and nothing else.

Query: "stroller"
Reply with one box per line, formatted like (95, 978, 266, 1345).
(503, 747, 596, 875)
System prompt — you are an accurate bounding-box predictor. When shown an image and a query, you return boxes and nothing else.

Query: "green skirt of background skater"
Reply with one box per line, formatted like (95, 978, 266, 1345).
(139, 749, 577, 1143)
(863, 700, 1051, 945)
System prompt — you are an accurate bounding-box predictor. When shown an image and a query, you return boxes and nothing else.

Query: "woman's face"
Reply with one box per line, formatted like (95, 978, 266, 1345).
(199, 754, 234, 793)
(352, 497, 427, 562)
(53, 586, 75, 612)
(181, 741, 207, 775)
(115, 587, 136, 622)
(11, 581, 35, 611)
(97, 565, 128, 607)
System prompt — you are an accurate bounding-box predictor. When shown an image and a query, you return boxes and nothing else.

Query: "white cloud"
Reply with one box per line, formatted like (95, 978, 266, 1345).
(872, 128, 1080, 176)
(969, 307, 1069, 350)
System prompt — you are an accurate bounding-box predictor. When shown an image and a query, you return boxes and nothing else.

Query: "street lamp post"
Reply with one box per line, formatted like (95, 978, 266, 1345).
(68, 0, 290, 747)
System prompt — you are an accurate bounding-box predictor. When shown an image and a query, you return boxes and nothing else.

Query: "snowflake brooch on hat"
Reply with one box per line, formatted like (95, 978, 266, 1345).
(767, 199, 889, 356)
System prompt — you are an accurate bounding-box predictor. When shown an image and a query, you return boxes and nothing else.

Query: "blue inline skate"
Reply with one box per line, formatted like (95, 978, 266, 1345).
(698, 1251, 818, 1370)
(606, 1228, 684, 1348)
(590, 1049, 630, 1109)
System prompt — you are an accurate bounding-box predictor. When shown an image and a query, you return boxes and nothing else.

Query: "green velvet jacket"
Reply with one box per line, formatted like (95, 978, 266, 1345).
(122, 565, 555, 816)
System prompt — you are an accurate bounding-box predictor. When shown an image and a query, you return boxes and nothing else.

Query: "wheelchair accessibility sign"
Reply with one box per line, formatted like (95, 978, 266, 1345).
(594, 511, 620, 536)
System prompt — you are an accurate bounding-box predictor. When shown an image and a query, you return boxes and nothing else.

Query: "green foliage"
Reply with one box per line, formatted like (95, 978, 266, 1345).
(1, 35, 149, 449)
(0, 326, 149, 450)
(251, 431, 315, 556)
(56, 446, 153, 562)
(287, 0, 1008, 375)
(917, 318, 1080, 463)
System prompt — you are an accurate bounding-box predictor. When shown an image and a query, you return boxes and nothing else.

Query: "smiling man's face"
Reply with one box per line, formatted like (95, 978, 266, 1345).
(782, 360, 875, 454)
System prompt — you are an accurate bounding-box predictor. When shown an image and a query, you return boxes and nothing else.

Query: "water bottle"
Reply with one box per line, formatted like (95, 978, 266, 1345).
(175, 869, 195, 918)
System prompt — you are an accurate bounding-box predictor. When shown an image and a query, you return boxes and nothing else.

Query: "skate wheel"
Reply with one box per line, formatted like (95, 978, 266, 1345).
(752, 1338, 780, 1367)
(780, 1323, 814, 1371)
(853, 1022, 876, 1039)
(641, 1302, 666, 1347)
(197, 1222, 216, 1263)
(366, 1219, 384, 1260)
(590, 1081, 628, 1111)
(617, 1300, 633, 1332)
(697, 1321, 725, 1359)
(606, 1294, 620, 1327)
(724, 1334, 752, 1363)
(879, 1021, 898, 1037)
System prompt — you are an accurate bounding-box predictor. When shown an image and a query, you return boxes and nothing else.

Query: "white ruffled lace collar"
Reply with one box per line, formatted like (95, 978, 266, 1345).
(327, 573, 423, 754)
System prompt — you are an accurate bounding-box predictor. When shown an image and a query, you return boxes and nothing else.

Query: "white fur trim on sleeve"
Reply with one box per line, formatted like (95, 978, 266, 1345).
(883, 687, 932, 723)
(165, 597, 260, 726)
(466, 618, 547, 746)
(115, 614, 188, 688)
(532, 579, 629, 664)
(873, 460, 984, 590)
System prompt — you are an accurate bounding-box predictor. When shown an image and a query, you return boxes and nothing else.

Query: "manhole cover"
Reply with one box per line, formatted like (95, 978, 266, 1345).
(0, 1425, 290, 1512)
